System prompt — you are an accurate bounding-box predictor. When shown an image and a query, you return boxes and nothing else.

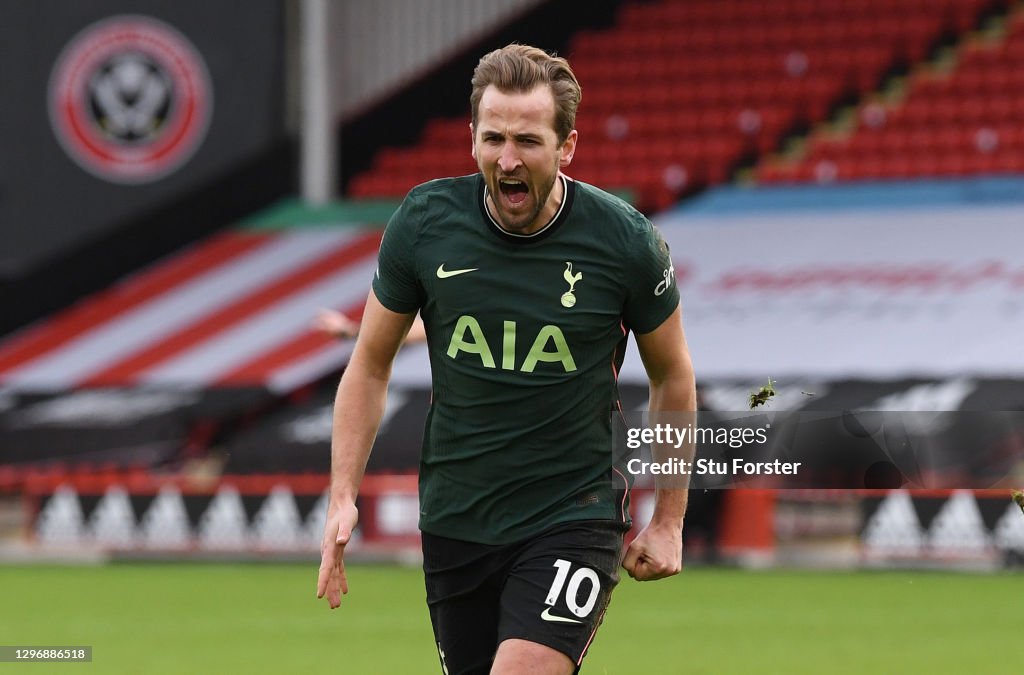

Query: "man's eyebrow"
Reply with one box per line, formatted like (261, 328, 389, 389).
(479, 129, 545, 143)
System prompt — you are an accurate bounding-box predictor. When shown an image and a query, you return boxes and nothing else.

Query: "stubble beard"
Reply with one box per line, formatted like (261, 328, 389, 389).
(486, 161, 560, 234)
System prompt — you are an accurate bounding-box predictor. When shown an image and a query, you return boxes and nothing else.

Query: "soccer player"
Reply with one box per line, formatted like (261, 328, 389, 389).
(318, 44, 696, 674)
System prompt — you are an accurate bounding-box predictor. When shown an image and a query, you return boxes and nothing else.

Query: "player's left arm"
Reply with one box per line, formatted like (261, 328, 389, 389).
(622, 305, 697, 581)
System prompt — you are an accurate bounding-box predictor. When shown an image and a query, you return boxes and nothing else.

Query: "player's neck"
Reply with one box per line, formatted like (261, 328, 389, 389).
(535, 173, 565, 231)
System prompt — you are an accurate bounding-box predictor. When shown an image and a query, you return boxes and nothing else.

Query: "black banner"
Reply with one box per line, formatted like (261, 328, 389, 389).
(0, 387, 271, 467)
(0, 0, 285, 296)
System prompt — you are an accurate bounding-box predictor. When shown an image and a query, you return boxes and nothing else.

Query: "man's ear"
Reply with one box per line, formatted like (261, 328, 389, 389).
(559, 129, 578, 167)
(469, 122, 477, 161)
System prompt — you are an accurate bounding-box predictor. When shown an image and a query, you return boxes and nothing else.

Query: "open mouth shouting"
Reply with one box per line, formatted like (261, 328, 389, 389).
(497, 176, 530, 209)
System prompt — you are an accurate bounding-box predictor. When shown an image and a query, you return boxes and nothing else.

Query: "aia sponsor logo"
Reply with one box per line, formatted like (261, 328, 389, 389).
(48, 15, 212, 183)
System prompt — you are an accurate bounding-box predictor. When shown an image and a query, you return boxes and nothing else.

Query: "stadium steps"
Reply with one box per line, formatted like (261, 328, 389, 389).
(754, 0, 1024, 184)
(345, 0, 996, 212)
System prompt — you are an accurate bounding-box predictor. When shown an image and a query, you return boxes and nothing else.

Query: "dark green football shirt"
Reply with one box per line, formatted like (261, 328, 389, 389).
(372, 173, 680, 544)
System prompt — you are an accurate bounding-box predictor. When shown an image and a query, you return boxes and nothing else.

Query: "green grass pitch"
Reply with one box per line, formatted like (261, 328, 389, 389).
(0, 564, 1020, 673)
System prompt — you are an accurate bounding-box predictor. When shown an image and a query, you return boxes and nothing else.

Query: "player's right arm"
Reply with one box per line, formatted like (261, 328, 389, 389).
(312, 307, 428, 344)
(316, 290, 416, 609)
(317, 189, 423, 608)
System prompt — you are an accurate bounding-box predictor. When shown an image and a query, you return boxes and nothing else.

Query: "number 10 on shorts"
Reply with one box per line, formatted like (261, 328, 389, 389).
(545, 559, 601, 618)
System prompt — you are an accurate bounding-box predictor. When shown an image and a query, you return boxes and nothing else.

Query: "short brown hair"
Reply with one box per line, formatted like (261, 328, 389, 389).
(470, 44, 581, 143)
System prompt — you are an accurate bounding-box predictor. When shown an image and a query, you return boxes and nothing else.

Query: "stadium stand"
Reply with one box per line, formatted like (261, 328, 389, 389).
(5, 1, 1024, 565)
(3, 0, 1019, 476)
(348, 0, 1001, 211)
(759, 2, 1024, 182)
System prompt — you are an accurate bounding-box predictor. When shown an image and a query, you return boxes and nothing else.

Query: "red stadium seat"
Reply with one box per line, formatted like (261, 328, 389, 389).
(347, 0, 1019, 202)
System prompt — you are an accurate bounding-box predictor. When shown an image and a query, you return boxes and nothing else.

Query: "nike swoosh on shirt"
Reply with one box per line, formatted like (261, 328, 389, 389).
(540, 607, 583, 624)
(436, 265, 478, 278)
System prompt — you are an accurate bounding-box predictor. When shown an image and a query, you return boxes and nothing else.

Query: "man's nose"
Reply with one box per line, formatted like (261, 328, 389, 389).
(497, 144, 521, 173)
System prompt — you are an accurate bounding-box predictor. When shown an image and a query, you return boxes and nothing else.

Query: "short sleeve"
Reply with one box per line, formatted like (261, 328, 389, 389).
(622, 217, 680, 334)
(372, 193, 423, 313)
